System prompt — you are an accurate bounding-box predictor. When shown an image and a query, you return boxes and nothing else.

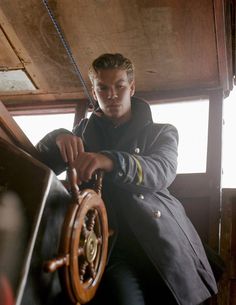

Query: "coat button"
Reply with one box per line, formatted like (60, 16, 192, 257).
(134, 147, 140, 154)
(138, 194, 144, 200)
(118, 171, 123, 177)
(154, 210, 161, 218)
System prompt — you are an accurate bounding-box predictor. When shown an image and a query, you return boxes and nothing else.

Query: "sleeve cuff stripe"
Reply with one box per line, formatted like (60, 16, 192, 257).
(132, 155, 143, 185)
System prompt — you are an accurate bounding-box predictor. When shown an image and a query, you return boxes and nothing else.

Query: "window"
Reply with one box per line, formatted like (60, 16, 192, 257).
(14, 113, 74, 145)
(13, 95, 236, 188)
(150, 99, 209, 174)
(14, 113, 74, 179)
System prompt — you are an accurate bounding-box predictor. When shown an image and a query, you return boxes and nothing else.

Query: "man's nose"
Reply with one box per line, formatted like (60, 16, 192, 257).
(108, 87, 118, 100)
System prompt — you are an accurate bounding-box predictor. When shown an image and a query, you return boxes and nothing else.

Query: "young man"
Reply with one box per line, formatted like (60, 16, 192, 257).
(37, 53, 217, 305)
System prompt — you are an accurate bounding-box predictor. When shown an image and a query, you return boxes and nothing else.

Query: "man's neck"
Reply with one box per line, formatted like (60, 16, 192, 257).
(110, 111, 132, 127)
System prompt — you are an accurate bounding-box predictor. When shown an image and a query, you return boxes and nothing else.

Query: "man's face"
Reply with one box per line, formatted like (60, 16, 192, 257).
(92, 68, 135, 125)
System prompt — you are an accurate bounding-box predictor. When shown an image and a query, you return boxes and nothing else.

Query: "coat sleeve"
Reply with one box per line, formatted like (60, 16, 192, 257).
(102, 124, 178, 193)
(35, 120, 88, 175)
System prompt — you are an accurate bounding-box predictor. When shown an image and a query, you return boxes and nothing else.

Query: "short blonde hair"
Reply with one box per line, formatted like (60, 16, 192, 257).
(88, 53, 135, 83)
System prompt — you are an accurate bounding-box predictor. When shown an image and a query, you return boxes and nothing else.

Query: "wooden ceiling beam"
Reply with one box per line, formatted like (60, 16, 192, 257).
(0, 7, 48, 88)
(136, 87, 225, 103)
(1, 85, 226, 112)
(0, 90, 85, 103)
(3, 98, 89, 116)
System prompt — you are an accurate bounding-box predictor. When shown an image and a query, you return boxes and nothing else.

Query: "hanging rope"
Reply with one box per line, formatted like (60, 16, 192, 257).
(42, 0, 95, 108)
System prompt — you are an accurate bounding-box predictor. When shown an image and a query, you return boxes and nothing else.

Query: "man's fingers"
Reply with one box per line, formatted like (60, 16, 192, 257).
(72, 152, 114, 184)
(67, 137, 84, 161)
(56, 134, 84, 163)
(60, 144, 68, 163)
(66, 143, 76, 164)
(79, 162, 94, 182)
(77, 138, 84, 154)
(75, 153, 100, 182)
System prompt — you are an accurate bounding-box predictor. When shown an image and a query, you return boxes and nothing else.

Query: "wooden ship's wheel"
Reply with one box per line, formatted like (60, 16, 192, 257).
(44, 168, 108, 304)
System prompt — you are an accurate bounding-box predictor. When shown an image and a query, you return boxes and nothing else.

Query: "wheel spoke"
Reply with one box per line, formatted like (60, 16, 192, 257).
(97, 237, 102, 245)
(81, 222, 89, 238)
(88, 262, 96, 279)
(87, 209, 98, 231)
(78, 246, 85, 256)
(79, 261, 88, 282)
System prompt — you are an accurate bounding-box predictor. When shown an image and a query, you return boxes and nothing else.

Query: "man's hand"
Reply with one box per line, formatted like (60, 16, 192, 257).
(72, 152, 114, 184)
(56, 134, 84, 164)
(55, 134, 114, 184)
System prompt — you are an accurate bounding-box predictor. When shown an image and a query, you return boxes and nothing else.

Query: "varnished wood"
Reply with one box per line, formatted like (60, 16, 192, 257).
(0, 137, 58, 305)
(0, 1, 235, 304)
(0, 7, 44, 89)
(73, 102, 89, 127)
(217, 189, 236, 305)
(44, 169, 108, 304)
(0, 2, 79, 91)
(4, 97, 88, 117)
(0, 0, 233, 105)
(213, 0, 233, 93)
(68, 189, 108, 303)
(0, 100, 38, 158)
(207, 91, 224, 251)
(0, 27, 22, 70)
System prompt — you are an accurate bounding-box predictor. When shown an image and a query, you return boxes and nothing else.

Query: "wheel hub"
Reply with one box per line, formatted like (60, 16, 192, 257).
(85, 231, 98, 263)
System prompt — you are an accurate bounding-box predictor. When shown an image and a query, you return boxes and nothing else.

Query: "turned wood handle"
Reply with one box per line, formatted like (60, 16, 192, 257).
(67, 166, 80, 203)
(67, 165, 104, 201)
(93, 170, 104, 195)
(43, 255, 68, 273)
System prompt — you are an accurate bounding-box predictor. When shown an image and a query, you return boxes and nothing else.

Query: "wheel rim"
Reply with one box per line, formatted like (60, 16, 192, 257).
(59, 189, 108, 304)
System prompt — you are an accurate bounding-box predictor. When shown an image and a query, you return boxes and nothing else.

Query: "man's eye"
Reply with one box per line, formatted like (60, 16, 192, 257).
(117, 85, 125, 89)
(98, 86, 107, 91)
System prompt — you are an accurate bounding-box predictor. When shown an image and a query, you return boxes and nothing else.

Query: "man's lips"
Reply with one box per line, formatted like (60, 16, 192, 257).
(107, 103, 121, 108)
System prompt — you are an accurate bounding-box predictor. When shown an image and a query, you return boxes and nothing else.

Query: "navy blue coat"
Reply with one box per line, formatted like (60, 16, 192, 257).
(37, 98, 217, 305)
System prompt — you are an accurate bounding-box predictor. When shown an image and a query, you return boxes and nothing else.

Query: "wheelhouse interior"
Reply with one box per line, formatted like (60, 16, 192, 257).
(0, 1, 235, 305)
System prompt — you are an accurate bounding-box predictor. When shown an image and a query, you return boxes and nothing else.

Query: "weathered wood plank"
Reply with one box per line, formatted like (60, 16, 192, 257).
(0, 27, 22, 70)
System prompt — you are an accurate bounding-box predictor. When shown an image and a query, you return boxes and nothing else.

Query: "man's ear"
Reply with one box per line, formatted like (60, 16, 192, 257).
(130, 81, 135, 97)
(92, 87, 98, 101)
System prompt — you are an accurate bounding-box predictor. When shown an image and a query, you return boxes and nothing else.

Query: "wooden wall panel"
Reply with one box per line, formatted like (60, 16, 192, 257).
(56, 0, 219, 92)
(0, 100, 38, 157)
(0, 0, 232, 104)
(0, 1, 81, 92)
(0, 28, 22, 69)
(217, 189, 236, 305)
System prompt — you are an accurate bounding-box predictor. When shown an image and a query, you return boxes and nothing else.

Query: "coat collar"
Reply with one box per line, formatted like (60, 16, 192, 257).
(82, 97, 153, 151)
